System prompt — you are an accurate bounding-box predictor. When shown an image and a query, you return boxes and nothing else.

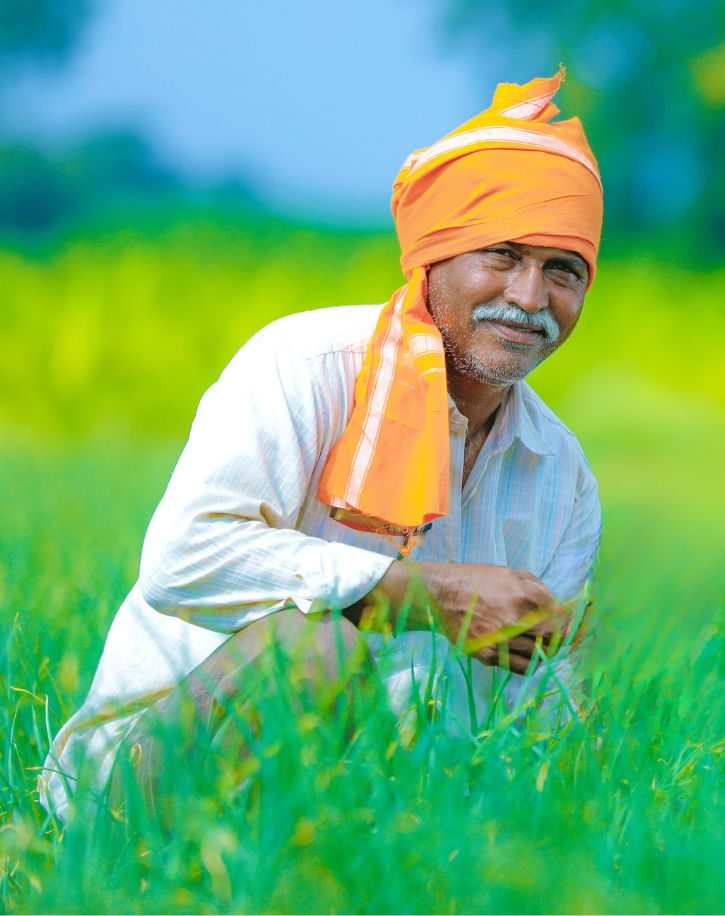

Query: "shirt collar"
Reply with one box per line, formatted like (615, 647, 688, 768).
(447, 381, 555, 457)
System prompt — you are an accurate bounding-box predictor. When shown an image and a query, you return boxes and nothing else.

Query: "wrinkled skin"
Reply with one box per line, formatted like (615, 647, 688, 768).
(426, 241, 588, 390)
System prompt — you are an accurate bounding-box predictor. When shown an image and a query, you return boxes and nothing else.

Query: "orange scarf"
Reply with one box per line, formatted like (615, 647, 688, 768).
(318, 68, 603, 547)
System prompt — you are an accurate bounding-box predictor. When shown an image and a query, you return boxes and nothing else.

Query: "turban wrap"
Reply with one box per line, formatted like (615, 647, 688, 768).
(318, 68, 603, 551)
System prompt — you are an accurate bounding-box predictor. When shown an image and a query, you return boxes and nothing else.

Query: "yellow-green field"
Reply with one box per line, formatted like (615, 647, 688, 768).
(1, 215, 723, 912)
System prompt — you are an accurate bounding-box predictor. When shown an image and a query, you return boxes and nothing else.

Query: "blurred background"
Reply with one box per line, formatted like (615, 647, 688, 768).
(1, 0, 723, 679)
(1, 5, 724, 909)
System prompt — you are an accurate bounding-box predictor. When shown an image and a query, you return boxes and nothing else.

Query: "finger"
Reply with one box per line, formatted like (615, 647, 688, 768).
(488, 648, 535, 675)
(526, 580, 560, 610)
(514, 568, 557, 593)
(528, 613, 568, 638)
(554, 611, 589, 650)
(509, 652, 537, 675)
(476, 640, 541, 674)
(508, 634, 548, 657)
(511, 634, 558, 663)
(473, 644, 499, 667)
(517, 592, 556, 619)
(567, 617, 588, 647)
(524, 590, 569, 624)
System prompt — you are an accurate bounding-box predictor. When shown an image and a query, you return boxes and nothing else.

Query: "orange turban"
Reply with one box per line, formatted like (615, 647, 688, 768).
(318, 67, 603, 551)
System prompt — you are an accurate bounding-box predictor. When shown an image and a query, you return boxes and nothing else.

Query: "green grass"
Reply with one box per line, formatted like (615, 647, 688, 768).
(0, 216, 723, 912)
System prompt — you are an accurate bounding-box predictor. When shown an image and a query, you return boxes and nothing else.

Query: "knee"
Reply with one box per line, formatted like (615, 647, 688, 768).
(293, 612, 369, 681)
(315, 613, 366, 653)
(220, 610, 368, 684)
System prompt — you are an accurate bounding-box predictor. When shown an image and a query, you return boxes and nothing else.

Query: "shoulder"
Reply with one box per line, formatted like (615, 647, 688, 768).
(209, 305, 381, 420)
(517, 381, 598, 496)
(238, 304, 383, 364)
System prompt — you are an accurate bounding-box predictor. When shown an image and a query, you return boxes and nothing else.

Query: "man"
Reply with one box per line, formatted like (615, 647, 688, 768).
(41, 67, 603, 820)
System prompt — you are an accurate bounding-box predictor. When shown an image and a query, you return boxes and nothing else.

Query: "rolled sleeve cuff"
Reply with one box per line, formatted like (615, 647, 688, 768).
(296, 540, 396, 613)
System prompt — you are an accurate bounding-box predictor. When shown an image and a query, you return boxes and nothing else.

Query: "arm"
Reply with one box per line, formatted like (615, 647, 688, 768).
(349, 559, 566, 674)
(138, 327, 394, 632)
(348, 464, 602, 674)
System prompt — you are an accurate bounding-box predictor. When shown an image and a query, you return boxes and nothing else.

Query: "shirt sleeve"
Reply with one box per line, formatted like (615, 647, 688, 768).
(539, 460, 602, 603)
(138, 325, 394, 633)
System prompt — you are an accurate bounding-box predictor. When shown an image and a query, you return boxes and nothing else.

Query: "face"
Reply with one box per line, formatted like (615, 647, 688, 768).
(426, 241, 589, 387)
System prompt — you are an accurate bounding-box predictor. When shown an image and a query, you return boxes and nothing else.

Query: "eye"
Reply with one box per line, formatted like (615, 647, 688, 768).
(546, 260, 584, 284)
(480, 247, 518, 263)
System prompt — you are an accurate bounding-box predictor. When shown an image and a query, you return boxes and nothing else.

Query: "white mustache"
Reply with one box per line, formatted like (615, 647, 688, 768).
(471, 303, 560, 343)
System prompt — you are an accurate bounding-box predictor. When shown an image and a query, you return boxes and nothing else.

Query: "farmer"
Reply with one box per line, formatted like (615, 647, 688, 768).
(41, 68, 603, 820)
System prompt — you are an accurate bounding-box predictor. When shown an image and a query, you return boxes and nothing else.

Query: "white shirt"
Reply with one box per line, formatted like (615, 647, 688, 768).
(41, 304, 601, 819)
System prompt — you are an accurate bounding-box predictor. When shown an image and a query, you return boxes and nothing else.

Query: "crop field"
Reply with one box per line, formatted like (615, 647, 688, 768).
(1, 214, 723, 913)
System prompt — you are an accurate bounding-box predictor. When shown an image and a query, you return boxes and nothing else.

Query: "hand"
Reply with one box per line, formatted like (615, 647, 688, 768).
(430, 563, 569, 673)
(370, 561, 568, 674)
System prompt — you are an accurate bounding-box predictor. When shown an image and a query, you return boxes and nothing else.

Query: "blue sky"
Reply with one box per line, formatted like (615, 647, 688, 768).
(5, 0, 492, 223)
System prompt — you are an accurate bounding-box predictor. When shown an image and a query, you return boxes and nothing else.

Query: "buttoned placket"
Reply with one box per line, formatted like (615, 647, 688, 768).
(462, 424, 511, 509)
(464, 382, 525, 495)
(446, 403, 469, 563)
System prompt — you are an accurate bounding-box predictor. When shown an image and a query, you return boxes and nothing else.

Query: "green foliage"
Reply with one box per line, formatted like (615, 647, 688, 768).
(0, 0, 93, 75)
(442, 0, 725, 248)
(0, 218, 402, 437)
(0, 135, 192, 236)
(0, 215, 723, 911)
(1, 217, 722, 440)
(0, 438, 722, 912)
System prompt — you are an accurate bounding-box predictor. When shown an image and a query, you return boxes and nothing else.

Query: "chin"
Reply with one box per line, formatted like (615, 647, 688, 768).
(478, 366, 532, 386)
(443, 336, 546, 386)
(459, 356, 533, 386)
(467, 345, 539, 384)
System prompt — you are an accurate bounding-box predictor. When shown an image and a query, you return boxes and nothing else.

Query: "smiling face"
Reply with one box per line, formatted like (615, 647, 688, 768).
(426, 241, 589, 387)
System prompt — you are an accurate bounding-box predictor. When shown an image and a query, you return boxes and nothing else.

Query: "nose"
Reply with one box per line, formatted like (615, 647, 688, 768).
(504, 263, 548, 313)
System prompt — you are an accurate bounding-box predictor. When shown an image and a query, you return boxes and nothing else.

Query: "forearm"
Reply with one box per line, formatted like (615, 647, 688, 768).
(346, 558, 574, 676)
(344, 559, 449, 631)
(140, 517, 395, 632)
